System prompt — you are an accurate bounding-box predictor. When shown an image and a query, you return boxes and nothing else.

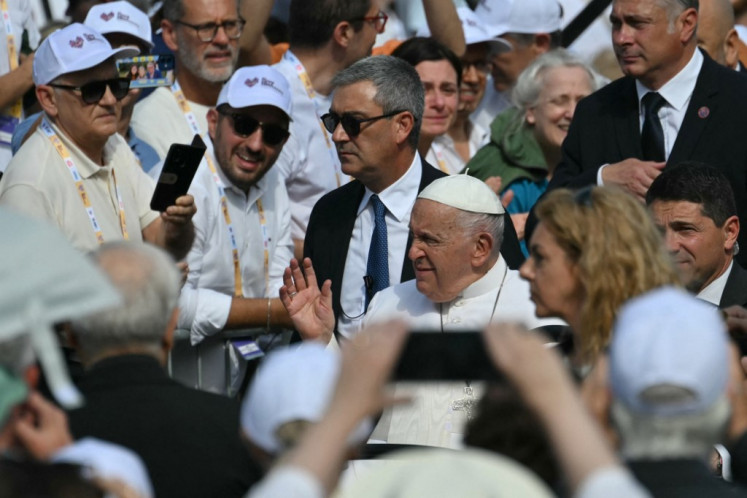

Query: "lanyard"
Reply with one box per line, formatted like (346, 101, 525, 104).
(430, 142, 449, 173)
(283, 50, 341, 187)
(171, 81, 270, 297)
(0, 0, 21, 119)
(40, 118, 129, 244)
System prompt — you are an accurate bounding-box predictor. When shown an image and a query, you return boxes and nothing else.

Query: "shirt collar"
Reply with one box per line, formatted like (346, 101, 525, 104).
(46, 118, 116, 179)
(357, 152, 422, 222)
(697, 259, 732, 306)
(636, 48, 703, 112)
(459, 256, 507, 300)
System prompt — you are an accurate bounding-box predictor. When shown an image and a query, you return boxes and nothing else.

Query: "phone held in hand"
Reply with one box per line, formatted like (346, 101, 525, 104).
(393, 332, 503, 381)
(150, 134, 206, 212)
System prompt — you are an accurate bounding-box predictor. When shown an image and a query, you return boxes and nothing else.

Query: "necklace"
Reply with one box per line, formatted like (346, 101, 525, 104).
(442, 262, 508, 420)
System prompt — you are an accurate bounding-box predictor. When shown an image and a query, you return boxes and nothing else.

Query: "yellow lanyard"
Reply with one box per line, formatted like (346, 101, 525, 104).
(172, 81, 270, 297)
(41, 118, 130, 244)
(0, 0, 21, 119)
(283, 50, 341, 187)
(430, 142, 449, 174)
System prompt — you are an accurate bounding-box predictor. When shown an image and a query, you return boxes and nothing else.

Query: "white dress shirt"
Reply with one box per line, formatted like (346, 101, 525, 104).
(635, 48, 704, 160)
(426, 119, 490, 175)
(337, 153, 423, 339)
(698, 259, 732, 306)
(179, 158, 294, 345)
(273, 51, 347, 241)
(598, 49, 704, 185)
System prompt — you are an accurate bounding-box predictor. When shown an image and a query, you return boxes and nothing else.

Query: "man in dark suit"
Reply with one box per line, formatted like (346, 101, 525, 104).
(66, 241, 262, 498)
(544, 0, 747, 265)
(297, 56, 522, 344)
(647, 163, 747, 308)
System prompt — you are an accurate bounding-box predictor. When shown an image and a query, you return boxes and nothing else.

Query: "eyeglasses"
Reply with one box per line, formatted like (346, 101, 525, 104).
(49, 78, 131, 104)
(175, 18, 246, 43)
(462, 60, 492, 74)
(219, 109, 290, 146)
(321, 110, 405, 137)
(348, 10, 388, 34)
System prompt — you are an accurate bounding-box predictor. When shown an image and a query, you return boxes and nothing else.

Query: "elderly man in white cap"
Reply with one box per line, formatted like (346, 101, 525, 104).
(284, 174, 559, 446)
(0, 23, 196, 259)
(174, 65, 294, 394)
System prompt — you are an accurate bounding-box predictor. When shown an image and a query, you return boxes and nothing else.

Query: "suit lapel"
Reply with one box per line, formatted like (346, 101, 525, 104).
(720, 262, 747, 308)
(330, 182, 366, 318)
(612, 77, 643, 160)
(669, 55, 719, 166)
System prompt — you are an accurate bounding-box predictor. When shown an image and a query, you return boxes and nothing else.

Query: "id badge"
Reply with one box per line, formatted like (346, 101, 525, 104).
(230, 338, 264, 361)
(0, 114, 20, 146)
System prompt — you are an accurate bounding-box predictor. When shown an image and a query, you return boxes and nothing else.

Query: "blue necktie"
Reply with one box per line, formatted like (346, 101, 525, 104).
(365, 194, 389, 309)
(641, 92, 666, 162)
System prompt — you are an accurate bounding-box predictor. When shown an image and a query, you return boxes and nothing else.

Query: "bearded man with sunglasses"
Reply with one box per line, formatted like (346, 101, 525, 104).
(173, 65, 295, 394)
(0, 23, 195, 259)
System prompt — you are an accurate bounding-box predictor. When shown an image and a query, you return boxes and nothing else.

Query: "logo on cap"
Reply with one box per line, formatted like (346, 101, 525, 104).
(245, 77, 259, 87)
(117, 12, 130, 21)
(261, 77, 283, 95)
(100, 11, 114, 21)
(69, 36, 84, 48)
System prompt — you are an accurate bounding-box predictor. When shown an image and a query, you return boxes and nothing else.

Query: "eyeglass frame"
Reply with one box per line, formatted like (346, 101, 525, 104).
(347, 10, 388, 34)
(174, 18, 246, 43)
(48, 77, 131, 104)
(320, 110, 407, 137)
(217, 107, 290, 146)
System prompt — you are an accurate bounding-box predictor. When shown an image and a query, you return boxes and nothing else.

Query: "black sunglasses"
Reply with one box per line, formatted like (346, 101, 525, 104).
(321, 110, 406, 137)
(49, 78, 131, 104)
(219, 109, 290, 146)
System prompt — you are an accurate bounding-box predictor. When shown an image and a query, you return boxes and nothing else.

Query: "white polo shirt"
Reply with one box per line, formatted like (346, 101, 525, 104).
(0, 118, 159, 252)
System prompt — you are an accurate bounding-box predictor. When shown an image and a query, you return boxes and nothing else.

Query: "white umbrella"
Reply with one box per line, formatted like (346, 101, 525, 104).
(0, 208, 121, 407)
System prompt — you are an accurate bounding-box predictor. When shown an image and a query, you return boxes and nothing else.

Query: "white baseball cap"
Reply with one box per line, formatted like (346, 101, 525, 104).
(33, 23, 139, 85)
(52, 438, 155, 498)
(217, 65, 293, 119)
(609, 286, 729, 416)
(84, 1, 154, 50)
(417, 7, 511, 54)
(475, 0, 562, 37)
(418, 174, 505, 215)
(241, 342, 372, 454)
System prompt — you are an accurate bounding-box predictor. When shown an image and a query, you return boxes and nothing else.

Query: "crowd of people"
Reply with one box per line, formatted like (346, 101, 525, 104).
(3, 0, 747, 496)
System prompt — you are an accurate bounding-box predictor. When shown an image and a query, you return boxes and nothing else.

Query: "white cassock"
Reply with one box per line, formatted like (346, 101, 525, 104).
(362, 257, 564, 448)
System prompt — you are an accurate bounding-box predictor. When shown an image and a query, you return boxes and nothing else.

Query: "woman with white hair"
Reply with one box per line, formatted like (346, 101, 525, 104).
(465, 49, 598, 249)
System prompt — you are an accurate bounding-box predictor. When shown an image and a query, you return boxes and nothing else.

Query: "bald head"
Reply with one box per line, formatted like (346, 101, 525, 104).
(698, 0, 739, 68)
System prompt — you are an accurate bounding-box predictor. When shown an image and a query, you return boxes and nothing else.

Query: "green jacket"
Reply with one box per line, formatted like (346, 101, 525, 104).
(463, 107, 548, 193)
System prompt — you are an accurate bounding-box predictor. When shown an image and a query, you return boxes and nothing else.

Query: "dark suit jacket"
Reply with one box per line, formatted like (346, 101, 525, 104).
(721, 261, 747, 308)
(304, 157, 524, 336)
(629, 459, 747, 497)
(544, 52, 747, 265)
(68, 355, 262, 498)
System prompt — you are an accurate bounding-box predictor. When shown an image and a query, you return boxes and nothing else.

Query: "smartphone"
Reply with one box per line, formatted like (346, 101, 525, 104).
(117, 54, 176, 89)
(150, 135, 206, 212)
(393, 332, 502, 381)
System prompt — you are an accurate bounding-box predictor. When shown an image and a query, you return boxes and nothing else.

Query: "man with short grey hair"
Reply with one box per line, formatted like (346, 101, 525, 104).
(297, 55, 445, 343)
(67, 241, 262, 498)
